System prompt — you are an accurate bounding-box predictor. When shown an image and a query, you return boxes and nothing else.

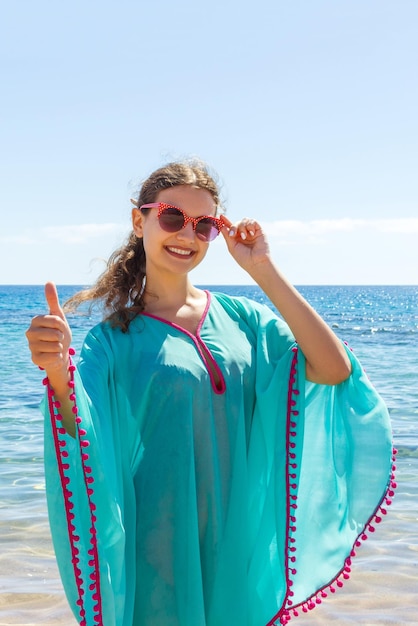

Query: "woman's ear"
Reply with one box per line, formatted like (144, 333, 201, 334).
(132, 208, 144, 238)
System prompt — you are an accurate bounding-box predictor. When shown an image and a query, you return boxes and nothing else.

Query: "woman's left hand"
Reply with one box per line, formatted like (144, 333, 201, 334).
(220, 215, 271, 273)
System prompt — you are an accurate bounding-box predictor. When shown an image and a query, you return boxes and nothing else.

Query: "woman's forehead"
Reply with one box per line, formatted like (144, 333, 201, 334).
(155, 185, 217, 214)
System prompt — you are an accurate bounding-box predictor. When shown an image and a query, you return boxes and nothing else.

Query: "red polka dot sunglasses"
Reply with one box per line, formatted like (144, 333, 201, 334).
(139, 202, 224, 242)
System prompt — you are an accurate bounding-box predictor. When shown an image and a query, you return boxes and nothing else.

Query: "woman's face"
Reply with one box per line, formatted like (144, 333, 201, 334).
(132, 185, 218, 279)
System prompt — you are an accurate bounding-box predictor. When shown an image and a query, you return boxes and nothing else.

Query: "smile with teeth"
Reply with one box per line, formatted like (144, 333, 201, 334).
(166, 246, 194, 257)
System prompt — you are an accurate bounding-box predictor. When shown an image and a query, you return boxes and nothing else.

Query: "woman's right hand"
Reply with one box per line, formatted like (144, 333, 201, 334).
(26, 282, 72, 375)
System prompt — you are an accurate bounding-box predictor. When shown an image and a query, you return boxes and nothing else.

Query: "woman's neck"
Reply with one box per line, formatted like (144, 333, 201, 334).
(142, 275, 208, 335)
(143, 275, 202, 315)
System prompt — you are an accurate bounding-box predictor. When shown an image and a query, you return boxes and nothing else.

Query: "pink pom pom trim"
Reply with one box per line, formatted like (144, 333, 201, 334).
(45, 349, 103, 625)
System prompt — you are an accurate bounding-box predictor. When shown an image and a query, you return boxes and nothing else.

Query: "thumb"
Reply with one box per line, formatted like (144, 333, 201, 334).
(45, 282, 65, 319)
(220, 217, 238, 252)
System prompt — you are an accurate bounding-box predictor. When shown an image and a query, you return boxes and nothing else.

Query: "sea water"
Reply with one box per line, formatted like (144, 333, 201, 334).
(0, 285, 417, 625)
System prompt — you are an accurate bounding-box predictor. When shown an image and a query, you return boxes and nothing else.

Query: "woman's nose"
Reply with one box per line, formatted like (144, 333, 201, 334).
(176, 220, 195, 240)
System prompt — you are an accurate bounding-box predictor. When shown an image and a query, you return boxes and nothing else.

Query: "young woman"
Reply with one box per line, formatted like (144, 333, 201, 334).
(26, 161, 394, 626)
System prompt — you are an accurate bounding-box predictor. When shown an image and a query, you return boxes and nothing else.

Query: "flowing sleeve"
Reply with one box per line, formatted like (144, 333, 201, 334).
(236, 299, 395, 625)
(42, 326, 139, 626)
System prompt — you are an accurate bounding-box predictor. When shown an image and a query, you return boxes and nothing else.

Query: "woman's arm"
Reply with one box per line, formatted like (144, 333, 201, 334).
(221, 217, 351, 385)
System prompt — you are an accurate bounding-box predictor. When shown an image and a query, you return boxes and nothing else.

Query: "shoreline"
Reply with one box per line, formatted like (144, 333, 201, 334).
(1, 503, 416, 626)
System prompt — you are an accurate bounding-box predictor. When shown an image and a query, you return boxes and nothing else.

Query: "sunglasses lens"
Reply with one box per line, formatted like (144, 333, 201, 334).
(157, 207, 221, 242)
(196, 218, 220, 242)
(159, 207, 185, 232)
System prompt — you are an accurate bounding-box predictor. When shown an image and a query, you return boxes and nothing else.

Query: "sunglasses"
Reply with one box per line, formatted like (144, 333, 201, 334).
(139, 202, 223, 242)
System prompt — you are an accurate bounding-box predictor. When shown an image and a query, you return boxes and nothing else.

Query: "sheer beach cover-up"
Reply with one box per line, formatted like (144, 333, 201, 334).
(42, 292, 394, 626)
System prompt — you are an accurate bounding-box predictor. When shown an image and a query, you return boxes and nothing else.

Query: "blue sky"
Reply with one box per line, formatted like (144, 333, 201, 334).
(1, 0, 417, 285)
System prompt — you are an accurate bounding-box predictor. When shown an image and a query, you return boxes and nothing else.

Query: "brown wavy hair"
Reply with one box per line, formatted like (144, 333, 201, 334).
(64, 160, 222, 332)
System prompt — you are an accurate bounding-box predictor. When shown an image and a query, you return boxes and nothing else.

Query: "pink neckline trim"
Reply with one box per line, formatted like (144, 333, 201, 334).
(140, 291, 226, 394)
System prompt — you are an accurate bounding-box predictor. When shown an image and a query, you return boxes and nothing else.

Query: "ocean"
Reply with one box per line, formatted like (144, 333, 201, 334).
(0, 284, 417, 626)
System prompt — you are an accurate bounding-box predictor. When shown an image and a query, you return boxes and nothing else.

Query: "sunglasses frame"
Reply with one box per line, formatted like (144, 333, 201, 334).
(139, 202, 224, 242)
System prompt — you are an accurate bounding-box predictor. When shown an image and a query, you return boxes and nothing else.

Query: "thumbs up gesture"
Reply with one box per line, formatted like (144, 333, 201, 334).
(26, 282, 72, 375)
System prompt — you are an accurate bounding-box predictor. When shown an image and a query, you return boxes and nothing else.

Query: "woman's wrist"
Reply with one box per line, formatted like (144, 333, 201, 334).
(46, 357, 71, 397)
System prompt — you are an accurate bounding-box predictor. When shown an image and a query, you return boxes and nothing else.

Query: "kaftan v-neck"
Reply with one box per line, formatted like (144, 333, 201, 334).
(140, 290, 226, 393)
(42, 292, 394, 626)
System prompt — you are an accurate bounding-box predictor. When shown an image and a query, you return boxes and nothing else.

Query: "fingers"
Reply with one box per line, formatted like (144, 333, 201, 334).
(26, 318, 67, 350)
(45, 282, 65, 319)
(220, 215, 232, 228)
(222, 217, 259, 241)
(25, 321, 69, 370)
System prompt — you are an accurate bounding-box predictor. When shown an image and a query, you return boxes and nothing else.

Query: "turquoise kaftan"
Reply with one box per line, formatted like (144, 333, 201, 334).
(43, 292, 394, 626)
